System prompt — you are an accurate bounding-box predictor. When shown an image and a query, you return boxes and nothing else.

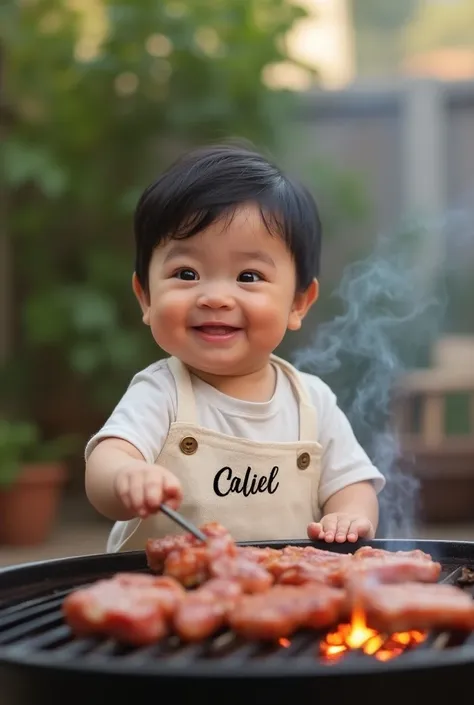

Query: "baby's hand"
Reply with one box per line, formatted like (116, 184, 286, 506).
(307, 513, 375, 543)
(114, 462, 183, 519)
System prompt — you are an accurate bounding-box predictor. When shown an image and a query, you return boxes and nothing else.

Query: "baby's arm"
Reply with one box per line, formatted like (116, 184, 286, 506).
(307, 480, 378, 543)
(84, 363, 183, 522)
(86, 437, 182, 521)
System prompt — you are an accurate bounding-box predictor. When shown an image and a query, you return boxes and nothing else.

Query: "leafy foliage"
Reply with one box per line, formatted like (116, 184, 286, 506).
(2, 0, 315, 424)
(0, 419, 79, 486)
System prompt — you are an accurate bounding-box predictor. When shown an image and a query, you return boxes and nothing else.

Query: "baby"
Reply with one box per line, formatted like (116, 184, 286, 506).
(84, 143, 385, 552)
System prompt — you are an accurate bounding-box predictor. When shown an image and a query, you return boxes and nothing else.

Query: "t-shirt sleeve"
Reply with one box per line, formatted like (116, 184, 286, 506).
(303, 374, 386, 507)
(84, 362, 177, 464)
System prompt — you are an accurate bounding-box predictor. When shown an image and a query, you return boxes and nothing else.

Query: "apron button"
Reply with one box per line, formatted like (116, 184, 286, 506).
(297, 451, 310, 470)
(180, 436, 198, 455)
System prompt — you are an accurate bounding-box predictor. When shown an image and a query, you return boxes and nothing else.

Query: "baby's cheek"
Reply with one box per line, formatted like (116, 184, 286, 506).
(250, 304, 291, 343)
(149, 306, 184, 349)
(153, 296, 187, 327)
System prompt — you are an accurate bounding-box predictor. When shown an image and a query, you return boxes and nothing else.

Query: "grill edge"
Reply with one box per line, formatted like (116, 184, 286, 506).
(1, 538, 474, 705)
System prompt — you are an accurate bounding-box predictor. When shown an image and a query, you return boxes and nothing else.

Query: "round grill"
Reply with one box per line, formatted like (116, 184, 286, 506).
(1, 538, 474, 705)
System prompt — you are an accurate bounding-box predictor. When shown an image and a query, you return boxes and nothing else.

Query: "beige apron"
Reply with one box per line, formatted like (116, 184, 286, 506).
(115, 354, 322, 552)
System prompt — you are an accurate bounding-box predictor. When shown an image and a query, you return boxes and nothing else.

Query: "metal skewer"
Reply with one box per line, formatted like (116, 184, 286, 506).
(159, 503, 207, 542)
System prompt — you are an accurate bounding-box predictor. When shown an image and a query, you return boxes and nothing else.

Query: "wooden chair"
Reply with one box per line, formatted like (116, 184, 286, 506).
(392, 336, 474, 522)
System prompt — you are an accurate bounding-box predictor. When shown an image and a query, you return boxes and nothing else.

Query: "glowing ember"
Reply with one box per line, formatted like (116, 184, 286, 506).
(320, 605, 426, 662)
(278, 637, 291, 648)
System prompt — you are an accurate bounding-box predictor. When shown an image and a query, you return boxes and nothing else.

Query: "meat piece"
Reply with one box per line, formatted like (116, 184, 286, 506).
(278, 551, 441, 588)
(190, 522, 237, 561)
(282, 545, 352, 561)
(457, 566, 474, 586)
(342, 556, 442, 586)
(109, 574, 184, 614)
(236, 546, 282, 564)
(173, 579, 242, 641)
(266, 551, 350, 584)
(354, 545, 433, 563)
(277, 562, 341, 587)
(62, 573, 185, 645)
(282, 547, 352, 571)
(164, 546, 211, 587)
(163, 531, 237, 587)
(210, 555, 273, 593)
(146, 522, 233, 573)
(228, 584, 346, 640)
(146, 534, 193, 572)
(193, 521, 233, 542)
(265, 556, 304, 580)
(355, 582, 474, 633)
(206, 533, 238, 560)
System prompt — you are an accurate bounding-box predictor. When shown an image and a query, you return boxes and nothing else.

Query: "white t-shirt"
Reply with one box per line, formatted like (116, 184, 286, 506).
(85, 358, 385, 511)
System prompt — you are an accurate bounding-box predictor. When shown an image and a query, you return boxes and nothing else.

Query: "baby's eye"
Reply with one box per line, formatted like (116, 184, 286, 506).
(174, 269, 198, 281)
(238, 271, 262, 283)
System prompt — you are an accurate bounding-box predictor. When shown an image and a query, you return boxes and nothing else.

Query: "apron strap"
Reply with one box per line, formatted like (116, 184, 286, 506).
(270, 355, 318, 443)
(166, 357, 199, 424)
(167, 354, 318, 442)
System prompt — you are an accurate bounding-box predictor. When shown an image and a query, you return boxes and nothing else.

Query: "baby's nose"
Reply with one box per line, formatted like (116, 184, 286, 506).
(197, 287, 235, 309)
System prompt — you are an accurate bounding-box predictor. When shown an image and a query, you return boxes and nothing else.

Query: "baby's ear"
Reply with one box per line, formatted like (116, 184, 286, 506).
(132, 273, 151, 325)
(288, 279, 319, 331)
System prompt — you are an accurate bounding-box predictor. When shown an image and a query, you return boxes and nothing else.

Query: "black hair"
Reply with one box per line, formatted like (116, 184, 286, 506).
(134, 142, 322, 292)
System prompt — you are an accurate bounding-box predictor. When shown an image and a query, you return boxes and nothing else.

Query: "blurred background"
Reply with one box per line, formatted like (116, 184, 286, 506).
(1, 0, 474, 566)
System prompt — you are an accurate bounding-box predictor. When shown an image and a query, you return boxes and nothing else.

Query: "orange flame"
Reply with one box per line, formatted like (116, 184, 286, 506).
(320, 605, 426, 662)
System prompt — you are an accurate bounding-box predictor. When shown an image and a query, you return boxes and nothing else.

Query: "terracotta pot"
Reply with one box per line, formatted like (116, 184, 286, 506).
(0, 462, 67, 546)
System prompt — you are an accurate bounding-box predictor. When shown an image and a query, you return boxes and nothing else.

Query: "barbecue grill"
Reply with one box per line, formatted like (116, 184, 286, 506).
(1, 538, 474, 705)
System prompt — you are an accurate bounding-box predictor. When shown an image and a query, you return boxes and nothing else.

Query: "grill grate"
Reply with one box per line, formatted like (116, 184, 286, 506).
(0, 557, 473, 677)
(3, 541, 474, 705)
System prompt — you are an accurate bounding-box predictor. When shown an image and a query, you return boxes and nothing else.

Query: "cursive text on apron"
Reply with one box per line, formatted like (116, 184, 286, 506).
(213, 465, 280, 497)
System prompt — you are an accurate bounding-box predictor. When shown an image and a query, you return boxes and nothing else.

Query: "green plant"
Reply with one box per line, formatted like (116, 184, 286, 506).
(2, 0, 318, 436)
(0, 419, 79, 487)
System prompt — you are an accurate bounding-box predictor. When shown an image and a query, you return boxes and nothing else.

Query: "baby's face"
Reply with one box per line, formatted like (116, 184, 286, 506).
(135, 204, 316, 378)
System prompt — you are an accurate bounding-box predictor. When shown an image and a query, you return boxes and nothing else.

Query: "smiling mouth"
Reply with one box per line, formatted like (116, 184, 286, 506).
(192, 325, 240, 336)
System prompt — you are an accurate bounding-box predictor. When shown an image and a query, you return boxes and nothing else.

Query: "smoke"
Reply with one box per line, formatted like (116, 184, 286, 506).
(293, 227, 446, 538)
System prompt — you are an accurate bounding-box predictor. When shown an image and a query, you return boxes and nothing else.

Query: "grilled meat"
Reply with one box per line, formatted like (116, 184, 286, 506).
(210, 554, 273, 593)
(146, 521, 233, 573)
(65, 522, 453, 646)
(457, 566, 474, 586)
(342, 555, 442, 586)
(173, 578, 243, 641)
(62, 573, 185, 645)
(355, 581, 474, 633)
(354, 546, 433, 563)
(228, 583, 346, 640)
(276, 561, 343, 587)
